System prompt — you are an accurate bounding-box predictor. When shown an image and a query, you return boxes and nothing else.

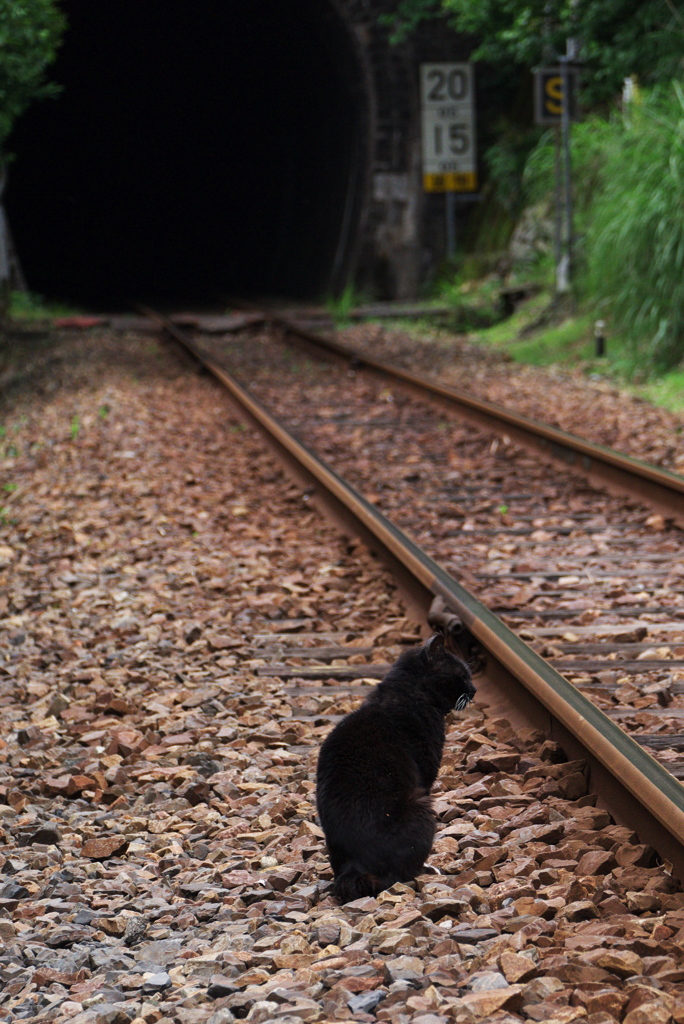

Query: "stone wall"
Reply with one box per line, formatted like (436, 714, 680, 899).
(334, 1, 474, 299)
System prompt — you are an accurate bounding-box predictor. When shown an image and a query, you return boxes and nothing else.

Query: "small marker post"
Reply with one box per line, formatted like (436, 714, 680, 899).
(594, 319, 606, 357)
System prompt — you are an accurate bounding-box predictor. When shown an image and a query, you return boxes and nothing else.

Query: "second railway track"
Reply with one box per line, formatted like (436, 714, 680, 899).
(144, 307, 684, 877)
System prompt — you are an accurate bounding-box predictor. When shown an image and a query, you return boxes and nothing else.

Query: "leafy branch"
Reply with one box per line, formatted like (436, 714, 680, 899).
(0, 0, 65, 158)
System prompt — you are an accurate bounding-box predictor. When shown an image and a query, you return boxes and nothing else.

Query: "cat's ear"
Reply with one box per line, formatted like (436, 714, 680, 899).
(425, 632, 446, 660)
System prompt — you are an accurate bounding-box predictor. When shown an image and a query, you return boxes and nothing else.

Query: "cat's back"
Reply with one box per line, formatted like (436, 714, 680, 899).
(318, 696, 399, 769)
(317, 681, 442, 792)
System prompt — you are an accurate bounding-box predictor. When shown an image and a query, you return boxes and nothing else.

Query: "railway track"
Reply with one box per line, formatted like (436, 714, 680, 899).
(224, 306, 684, 526)
(4, 321, 684, 1024)
(142, 306, 684, 880)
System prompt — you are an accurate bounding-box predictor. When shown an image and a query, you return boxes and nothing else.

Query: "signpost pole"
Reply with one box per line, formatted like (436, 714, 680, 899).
(420, 62, 477, 265)
(560, 53, 573, 289)
(554, 125, 562, 274)
(534, 58, 577, 296)
(446, 191, 456, 259)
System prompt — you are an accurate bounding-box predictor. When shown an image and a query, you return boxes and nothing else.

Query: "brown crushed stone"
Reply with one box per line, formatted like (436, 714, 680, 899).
(335, 323, 684, 474)
(0, 329, 683, 1024)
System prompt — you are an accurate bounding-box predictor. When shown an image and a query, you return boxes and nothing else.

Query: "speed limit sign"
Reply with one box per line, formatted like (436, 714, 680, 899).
(420, 63, 477, 193)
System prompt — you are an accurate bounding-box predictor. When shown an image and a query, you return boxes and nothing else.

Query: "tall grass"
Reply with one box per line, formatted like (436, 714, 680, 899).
(524, 82, 684, 372)
(325, 282, 362, 326)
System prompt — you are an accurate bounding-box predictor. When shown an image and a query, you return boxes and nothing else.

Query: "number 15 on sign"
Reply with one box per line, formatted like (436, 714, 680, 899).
(420, 63, 477, 192)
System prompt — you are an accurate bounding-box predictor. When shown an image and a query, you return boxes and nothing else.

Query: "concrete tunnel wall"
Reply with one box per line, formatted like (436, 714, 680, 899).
(5, 1, 470, 308)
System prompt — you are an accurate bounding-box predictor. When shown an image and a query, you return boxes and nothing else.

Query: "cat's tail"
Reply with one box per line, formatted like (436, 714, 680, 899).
(333, 863, 389, 903)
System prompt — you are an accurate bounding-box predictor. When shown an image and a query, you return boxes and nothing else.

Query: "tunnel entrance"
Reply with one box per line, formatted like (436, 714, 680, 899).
(5, 0, 368, 309)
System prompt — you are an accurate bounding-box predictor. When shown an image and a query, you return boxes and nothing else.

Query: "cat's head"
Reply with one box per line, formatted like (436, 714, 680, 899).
(406, 633, 476, 712)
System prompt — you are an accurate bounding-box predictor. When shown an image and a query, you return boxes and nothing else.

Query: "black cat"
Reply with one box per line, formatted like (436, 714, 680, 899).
(316, 633, 475, 903)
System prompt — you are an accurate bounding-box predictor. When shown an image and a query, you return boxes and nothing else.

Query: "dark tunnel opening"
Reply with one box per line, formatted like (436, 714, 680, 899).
(5, 0, 369, 310)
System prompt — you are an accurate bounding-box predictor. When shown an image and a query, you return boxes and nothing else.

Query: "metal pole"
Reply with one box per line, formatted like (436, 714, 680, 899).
(446, 190, 456, 259)
(560, 55, 573, 287)
(554, 125, 562, 276)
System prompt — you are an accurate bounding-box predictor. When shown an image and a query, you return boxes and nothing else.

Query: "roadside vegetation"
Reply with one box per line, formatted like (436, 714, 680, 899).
(430, 77, 684, 414)
(8, 289, 78, 321)
(0, 0, 65, 156)
(381, 0, 684, 407)
(0, 0, 65, 319)
(7, 288, 78, 319)
(524, 81, 684, 373)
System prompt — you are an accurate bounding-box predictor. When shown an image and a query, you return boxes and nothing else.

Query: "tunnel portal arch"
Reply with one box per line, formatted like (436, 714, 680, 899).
(5, 0, 372, 309)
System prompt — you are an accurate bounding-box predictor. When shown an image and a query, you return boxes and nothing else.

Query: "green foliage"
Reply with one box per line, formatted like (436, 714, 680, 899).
(383, 0, 684, 105)
(70, 414, 80, 439)
(380, 0, 441, 43)
(484, 122, 544, 216)
(9, 289, 78, 320)
(524, 119, 610, 226)
(325, 282, 361, 326)
(526, 81, 684, 371)
(467, 287, 594, 362)
(505, 315, 594, 365)
(0, 0, 65, 156)
(435, 274, 508, 331)
(585, 83, 684, 370)
(639, 369, 684, 412)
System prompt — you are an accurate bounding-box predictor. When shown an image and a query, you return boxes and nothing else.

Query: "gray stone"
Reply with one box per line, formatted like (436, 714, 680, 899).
(245, 1000, 280, 1022)
(89, 949, 136, 971)
(28, 826, 63, 845)
(469, 971, 509, 992)
(123, 915, 148, 945)
(136, 938, 182, 964)
(316, 916, 341, 945)
(141, 971, 172, 994)
(208, 975, 239, 998)
(389, 980, 414, 994)
(386, 956, 425, 982)
(74, 909, 98, 924)
(0, 882, 29, 899)
(172, 1010, 214, 1024)
(67, 1006, 134, 1024)
(422, 898, 472, 921)
(508, 200, 555, 268)
(206, 1012, 236, 1024)
(451, 925, 499, 943)
(348, 989, 387, 1013)
(80, 988, 128, 1007)
(48, 693, 70, 717)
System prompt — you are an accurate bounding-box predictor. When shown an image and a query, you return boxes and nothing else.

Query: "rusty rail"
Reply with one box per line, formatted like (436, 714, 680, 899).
(264, 312, 684, 528)
(142, 306, 684, 880)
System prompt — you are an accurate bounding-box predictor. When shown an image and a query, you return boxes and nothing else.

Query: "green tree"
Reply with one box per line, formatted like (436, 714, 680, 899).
(384, 0, 684, 105)
(0, 0, 65, 158)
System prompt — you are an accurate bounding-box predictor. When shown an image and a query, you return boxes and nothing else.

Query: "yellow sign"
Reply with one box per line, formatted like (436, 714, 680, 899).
(544, 75, 563, 116)
(534, 67, 579, 125)
(420, 63, 477, 194)
(423, 171, 478, 193)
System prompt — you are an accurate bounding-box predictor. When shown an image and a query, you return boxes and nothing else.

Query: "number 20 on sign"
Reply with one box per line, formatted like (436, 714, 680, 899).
(420, 63, 477, 193)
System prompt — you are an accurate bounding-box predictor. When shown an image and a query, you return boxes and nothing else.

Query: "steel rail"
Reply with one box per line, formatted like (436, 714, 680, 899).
(143, 306, 684, 879)
(265, 312, 684, 528)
